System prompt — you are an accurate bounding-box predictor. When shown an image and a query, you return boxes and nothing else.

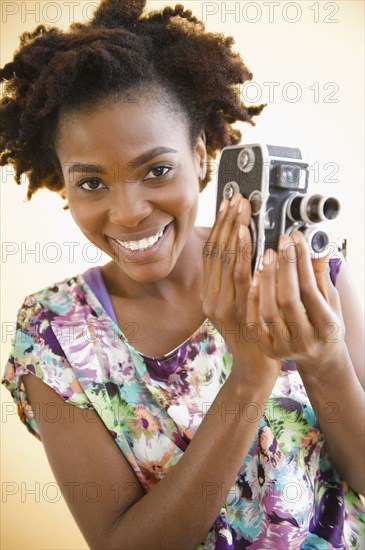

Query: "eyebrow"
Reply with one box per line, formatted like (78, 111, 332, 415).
(66, 146, 178, 176)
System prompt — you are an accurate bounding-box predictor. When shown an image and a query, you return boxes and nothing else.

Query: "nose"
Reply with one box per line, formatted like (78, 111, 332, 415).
(107, 186, 153, 227)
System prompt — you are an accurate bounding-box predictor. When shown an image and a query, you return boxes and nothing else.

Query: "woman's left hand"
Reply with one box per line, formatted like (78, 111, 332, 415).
(248, 229, 347, 381)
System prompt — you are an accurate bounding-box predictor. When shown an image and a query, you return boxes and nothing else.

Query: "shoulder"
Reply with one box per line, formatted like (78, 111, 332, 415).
(7, 270, 103, 363)
(15, 270, 93, 328)
(28, 270, 85, 303)
(2, 271, 99, 440)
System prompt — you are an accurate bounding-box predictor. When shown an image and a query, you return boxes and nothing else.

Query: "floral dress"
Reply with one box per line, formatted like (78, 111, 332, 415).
(1, 260, 364, 549)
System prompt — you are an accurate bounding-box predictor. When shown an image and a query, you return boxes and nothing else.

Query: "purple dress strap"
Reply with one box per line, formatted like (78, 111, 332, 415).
(82, 267, 118, 325)
(329, 257, 342, 286)
(81, 266, 202, 370)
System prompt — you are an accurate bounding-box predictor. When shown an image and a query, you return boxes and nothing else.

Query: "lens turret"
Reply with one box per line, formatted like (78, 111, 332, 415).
(287, 194, 340, 224)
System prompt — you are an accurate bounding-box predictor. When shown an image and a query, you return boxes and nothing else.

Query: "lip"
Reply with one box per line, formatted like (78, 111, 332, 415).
(108, 221, 174, 262)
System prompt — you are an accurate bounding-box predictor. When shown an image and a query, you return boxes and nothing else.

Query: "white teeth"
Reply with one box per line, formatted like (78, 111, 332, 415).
(117, 228, 164, 251)
(139, 238, 149, 249)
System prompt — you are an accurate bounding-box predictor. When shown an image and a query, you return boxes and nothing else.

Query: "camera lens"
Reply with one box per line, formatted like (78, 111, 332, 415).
(311, 231, 328, 253)
(296, 226, 333, 258)
(323, 198, 340, 220)
(287, 194, 340, 224)
(287, 195, 302, 222)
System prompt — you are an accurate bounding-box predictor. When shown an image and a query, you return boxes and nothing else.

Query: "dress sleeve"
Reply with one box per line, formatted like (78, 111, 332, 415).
(1, 295, 94, 441)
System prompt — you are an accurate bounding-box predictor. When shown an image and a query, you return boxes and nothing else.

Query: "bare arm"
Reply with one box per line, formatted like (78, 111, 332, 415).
(298, 346, 365, 495)
(335, 257, 365, 388)
(299, 257, 365, 494)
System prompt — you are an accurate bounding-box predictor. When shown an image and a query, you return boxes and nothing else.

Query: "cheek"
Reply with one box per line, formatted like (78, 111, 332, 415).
(166, 179, 199, 217)
(68, 200, 104, 234)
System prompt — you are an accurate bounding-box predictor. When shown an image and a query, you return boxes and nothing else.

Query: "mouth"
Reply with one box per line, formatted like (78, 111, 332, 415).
(108, 221, 174, 261)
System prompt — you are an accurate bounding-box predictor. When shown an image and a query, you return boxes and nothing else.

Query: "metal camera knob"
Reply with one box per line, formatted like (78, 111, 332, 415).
(237, 148, 255, 173)
(223, 181, 240, 201)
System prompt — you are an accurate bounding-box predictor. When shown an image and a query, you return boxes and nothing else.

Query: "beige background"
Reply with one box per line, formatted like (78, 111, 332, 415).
(1, 1, 364, 548)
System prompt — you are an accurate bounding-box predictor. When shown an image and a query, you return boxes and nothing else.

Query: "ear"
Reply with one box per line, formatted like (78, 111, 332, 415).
(194, 129, 208, 183)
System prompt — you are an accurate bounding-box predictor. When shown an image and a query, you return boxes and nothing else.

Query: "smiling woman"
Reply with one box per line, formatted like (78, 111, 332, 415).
(1, 1, 364, 549)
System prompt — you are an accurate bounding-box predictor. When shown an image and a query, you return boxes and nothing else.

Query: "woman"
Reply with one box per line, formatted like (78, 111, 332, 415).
(1, 0, 364, 548)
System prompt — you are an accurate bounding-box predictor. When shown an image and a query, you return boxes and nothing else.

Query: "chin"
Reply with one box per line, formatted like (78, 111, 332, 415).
(117, 261, 174, 284)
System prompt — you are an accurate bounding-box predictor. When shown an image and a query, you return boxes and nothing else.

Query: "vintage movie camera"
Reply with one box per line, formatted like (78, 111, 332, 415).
(216, 144, 341, 272)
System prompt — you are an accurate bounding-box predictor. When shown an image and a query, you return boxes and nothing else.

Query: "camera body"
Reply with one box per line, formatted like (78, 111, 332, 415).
(216, 143, 340, 272)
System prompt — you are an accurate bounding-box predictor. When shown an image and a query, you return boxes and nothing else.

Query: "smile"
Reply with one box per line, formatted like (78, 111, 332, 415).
(116, 227, 165, 251)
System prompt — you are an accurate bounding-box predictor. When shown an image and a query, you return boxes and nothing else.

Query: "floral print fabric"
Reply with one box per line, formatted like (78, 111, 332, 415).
(1, 267, 364, 549)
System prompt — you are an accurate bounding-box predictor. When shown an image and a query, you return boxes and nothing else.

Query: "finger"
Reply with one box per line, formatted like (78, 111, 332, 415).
(260, 249, 278, 319)
(205, 194, 247, 301)
(233, 224, 252, 318)
(293, 231, 344, 345)
(311, 253, 342, 313)
(218, 193, 245, 253)
(204, 197, 229, 253)
(259, 249, 290, 356)
(201, 198, 229, 298)
(246, 271, 263, 339)
(246, 272, 282, 359)
(219, 216, 242, 307)
(292, 231, 340, 329)
(277, 234, 311, 334)
(203, 199, 229, 270)
(312, 254, 345, 332)
(206, 193, 244, 284)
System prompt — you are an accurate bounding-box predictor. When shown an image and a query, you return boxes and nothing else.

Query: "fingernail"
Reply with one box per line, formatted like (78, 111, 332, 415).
(230, 193, 238, 207)
(279, 235, 290, 249)
(239, 224, 245, 240)
(237, 199, 243, 214)
(292, 230, 302, 241)
(263, 250, 275, 264)
(219, 199, 227, 213)
(251, 272, 259, 287)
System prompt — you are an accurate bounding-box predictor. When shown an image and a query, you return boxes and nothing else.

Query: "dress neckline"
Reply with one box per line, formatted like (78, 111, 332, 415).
(80, 266, 210, 362)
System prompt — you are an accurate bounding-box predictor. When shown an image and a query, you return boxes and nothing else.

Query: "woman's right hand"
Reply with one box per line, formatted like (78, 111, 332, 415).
(200, 193, 282, 387)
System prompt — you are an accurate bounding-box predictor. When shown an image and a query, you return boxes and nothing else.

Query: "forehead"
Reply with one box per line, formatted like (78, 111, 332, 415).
(54, 97, 190, 164)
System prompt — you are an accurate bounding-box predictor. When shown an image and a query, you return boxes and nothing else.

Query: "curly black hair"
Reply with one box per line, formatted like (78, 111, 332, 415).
(0, 0, 265, 207)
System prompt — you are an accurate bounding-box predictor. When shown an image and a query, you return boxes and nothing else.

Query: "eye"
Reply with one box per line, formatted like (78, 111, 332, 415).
(76, 178, 107, 192)
(144, 165, 172, 180)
